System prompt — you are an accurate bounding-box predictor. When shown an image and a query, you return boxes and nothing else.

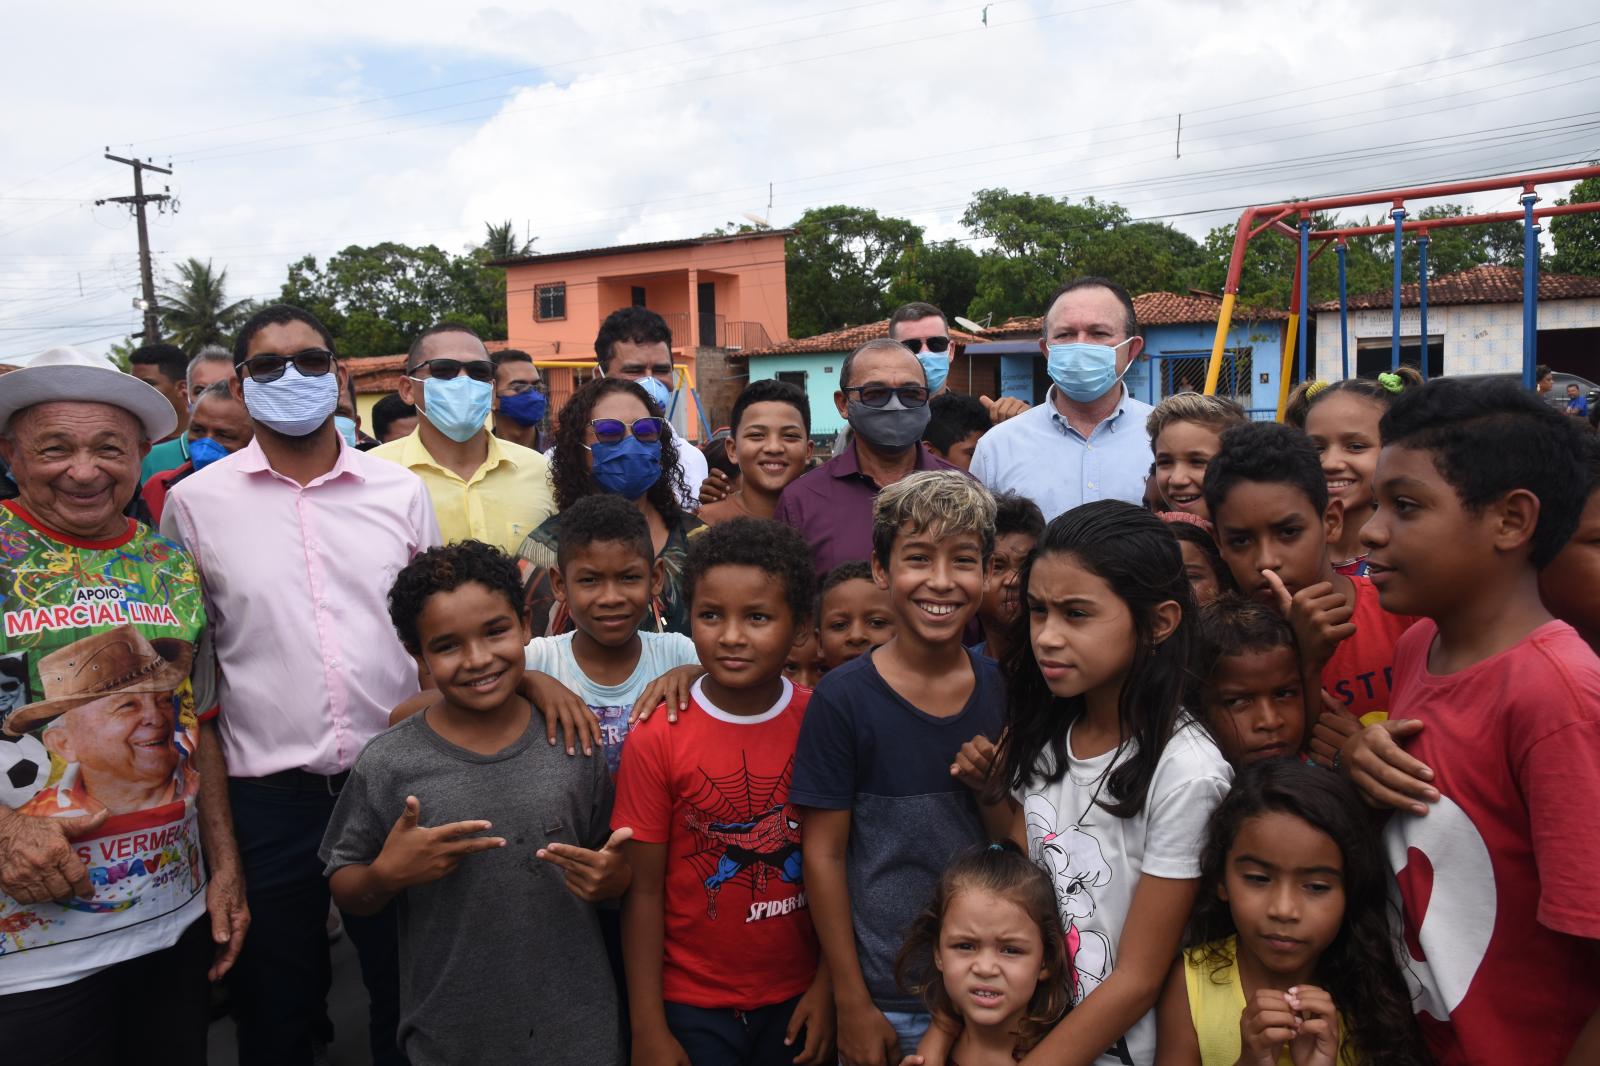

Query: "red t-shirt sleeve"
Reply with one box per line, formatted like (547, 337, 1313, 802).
(1523, 714, 1600, 939)
(611, 714, 675, 844)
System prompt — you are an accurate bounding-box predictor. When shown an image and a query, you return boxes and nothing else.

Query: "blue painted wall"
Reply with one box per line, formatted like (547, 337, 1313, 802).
(996, 321, 1284, 417)
(746, 352, 848, 436)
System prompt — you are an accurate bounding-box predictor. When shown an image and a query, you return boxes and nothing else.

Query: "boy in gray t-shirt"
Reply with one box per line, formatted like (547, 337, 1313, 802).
(321, 542, 631, 1066)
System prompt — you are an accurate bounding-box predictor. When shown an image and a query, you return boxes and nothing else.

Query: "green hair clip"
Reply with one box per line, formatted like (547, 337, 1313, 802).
(1378, 372, 1404, 393)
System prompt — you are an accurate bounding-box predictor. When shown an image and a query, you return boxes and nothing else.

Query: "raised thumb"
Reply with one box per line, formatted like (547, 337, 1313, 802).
(399, 795, 421, 827)
(978, 394, 996, 410)
(602, 826, 634, 851)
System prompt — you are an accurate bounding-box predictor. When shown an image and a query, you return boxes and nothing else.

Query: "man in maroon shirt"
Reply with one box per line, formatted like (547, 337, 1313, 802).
(774, 338, 959, 574)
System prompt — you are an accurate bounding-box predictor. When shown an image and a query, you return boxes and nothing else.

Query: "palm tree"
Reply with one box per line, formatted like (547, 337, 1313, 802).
(159, 258, 251, 354)
(481, 220, 536, 260)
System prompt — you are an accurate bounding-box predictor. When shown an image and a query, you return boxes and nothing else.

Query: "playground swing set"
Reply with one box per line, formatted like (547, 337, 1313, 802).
(1201, 163, 1600, 420)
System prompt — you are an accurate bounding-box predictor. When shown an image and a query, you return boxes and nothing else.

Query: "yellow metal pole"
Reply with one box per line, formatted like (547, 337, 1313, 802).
(1203, 292, 1237, 395)
(1277, 314, 1299, 421)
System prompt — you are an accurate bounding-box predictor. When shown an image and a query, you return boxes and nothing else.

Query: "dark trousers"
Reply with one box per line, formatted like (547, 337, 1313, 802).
(228, 775, 406, 1066)
(0, 917, 211, 1066)
(663, 995, 803, 1066)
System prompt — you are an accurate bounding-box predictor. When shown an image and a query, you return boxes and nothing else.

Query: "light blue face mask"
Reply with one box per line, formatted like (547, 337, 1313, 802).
(917, 352, 949, 394)
(418, 375, 493, 443)
(633, 374, 673, 414)
(1046, 338, 1136, 403)
(334, 415, 359, 446)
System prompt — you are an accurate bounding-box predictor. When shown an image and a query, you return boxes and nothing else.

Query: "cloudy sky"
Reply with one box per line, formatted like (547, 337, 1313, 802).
(2, 0, 1597, 359)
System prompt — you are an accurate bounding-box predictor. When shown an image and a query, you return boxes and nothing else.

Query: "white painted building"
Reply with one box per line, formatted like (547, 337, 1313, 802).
(1311, 265, 1600, 382)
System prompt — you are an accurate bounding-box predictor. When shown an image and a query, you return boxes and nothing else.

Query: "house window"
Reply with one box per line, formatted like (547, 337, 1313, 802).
(536, 283, 566, 321)
(776, 370, 807, 391)
(631, 286, 647, 307)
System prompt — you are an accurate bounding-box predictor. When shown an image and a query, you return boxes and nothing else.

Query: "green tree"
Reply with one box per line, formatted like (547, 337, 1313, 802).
(1369, 203, 1523, 278)
(785, 205, 923, 337)
(107, 336, 136, 373)
(1550, 174, 1600, 275)
(480, 219, 536, 260)
(886, 240, 981, 320)
(280, 241, 508, 357)
(159, 258, 252, 354)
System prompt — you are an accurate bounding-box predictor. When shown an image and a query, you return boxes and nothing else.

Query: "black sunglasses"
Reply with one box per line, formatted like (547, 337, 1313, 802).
(239, 349, 335, 384)
(843, 384, 929, 409)
(899, 336, 950, 355)
(410, 358, 496, 383)
(589, 417, 665, 445)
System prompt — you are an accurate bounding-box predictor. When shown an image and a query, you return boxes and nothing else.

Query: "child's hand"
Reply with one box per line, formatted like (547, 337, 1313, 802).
(1239, 988, 1299, 1066)
(520, 671, 602, 756)
(1307, 691, 1359, 770)
(698, 468, 733, 505)
(631, 1021, 691, 1066)
(629, 665, 705, 726)
(785, 970, 836, 1065)
(837, 998, 900, 1066)
(371, 797, 505, 892)
(949, 733, 997, 792)
(1341, 719, 1439, 816)
(1263, 571, 1355, 670)
(1286, 985, 1340, 1066)
(536, 827, 634, 902)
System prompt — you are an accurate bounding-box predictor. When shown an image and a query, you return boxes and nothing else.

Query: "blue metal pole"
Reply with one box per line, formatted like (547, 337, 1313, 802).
(1298, 217, 1311, 385)
(1418, 234, 1431, 381)
(1522, 192, 1540, 389)
(1390, 206, 1406, 372)
(1336, 242, 1349, 380)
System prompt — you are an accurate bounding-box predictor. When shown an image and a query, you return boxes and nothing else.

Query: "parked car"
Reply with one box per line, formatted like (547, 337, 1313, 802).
(1448, 371, 1599, 411)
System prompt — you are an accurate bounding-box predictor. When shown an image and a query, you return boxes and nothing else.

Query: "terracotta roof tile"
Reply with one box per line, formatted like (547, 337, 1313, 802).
(347, 339, 513, 394)
(736, 319, 981, 358)
(1313, 264, 1600, 311)
(976, 292, 1287, 341)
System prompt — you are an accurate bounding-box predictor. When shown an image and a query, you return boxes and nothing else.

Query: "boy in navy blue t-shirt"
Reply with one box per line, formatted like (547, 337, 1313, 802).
(791, 471, 1004, 1065)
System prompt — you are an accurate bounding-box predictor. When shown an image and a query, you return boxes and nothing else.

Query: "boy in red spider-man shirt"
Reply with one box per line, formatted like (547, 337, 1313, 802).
(613, 518, 833, 1066)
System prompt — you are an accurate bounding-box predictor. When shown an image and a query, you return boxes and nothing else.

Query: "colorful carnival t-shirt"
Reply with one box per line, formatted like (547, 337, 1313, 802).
(0, 500, 212, 995)
(611, 677, 817, 1011)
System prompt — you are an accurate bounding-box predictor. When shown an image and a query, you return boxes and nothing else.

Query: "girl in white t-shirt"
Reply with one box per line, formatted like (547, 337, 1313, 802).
(934, 501, 1233, 1066)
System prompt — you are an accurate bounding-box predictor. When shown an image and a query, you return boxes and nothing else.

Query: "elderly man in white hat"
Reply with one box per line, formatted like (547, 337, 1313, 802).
(0, 347, 245, 1065)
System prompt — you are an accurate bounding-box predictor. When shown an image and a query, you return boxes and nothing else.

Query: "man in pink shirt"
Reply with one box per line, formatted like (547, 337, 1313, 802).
(162, 304, 440, 1066)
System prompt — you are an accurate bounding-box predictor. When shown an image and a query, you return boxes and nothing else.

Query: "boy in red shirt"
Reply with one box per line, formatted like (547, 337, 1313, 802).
(614, 518, 832, 1066)
(1341, 378, 1600, 1065)
(1204, 421, 1417, 767)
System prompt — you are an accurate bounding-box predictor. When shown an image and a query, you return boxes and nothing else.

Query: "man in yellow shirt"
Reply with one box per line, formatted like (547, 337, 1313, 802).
(370, 323, 556, 553)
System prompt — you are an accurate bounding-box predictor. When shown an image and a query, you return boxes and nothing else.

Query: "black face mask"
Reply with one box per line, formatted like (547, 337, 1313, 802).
(848, 394, 931, 452)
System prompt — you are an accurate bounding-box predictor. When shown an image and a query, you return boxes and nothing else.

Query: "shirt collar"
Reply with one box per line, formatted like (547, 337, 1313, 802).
(1046, 384, 1130, 430)
(827, 440, 941, 479)
(397, 427, 518, 478)
(233, 434, 367, 485)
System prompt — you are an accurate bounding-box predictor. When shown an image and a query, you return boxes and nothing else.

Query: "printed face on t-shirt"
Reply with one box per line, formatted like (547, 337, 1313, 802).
(1539, 486, 1600, 654)
(1201, 645, 1306, 767)
(873, 524, 985, 649)
(1220, 810, 1346, 985)
(817, 577, 896, 669)
(1213, 480, 1335, 604)
(1154, 420, 1223, 519)
(554, 539, 661, 648)
(1362, 444, 1505, 620)
(42, 690, 180, 814)
(690, 563, 800, 710)
(412, 581, 531, 715)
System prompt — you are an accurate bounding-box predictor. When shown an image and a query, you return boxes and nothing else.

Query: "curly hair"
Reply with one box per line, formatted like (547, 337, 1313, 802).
(820, 559, 874, 598)
(683, 517, 816, 627)
(548, 376, 688, 523)
(554, 494, 652, 572)
(594, 306, 673, 369)
(387, 540, 524, 654)
(994, 492, 1046, 541)
(987, 501, 1195, 820)
(896, 843, 1072, 1052)
(1186, 760, 1429, 1066)
(1203, 421, 1329, 520)
(1379, 376, 1588, 568)
(233, 303, 335, 364)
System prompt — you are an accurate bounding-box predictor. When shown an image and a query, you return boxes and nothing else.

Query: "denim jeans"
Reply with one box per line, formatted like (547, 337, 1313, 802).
(882, 1009, 933, 1057)
(227, 775, 407, 1066)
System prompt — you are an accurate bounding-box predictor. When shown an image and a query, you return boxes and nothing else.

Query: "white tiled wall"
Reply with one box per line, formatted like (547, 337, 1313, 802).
(1313, 298, 1600, 378)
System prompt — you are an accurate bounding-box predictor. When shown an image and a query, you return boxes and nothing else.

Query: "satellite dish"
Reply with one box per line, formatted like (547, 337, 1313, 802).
(741, 211, 770, 228)
(954, 315, 991, 333)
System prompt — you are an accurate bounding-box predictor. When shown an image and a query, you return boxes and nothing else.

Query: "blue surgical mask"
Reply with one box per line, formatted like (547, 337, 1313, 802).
(334, 415, 359, 446)
(189, 436, 230, 472)
(917, 352, 949, 394)
(241, 365, 340, 437)
(1046, 339, 1135, 403)
(497, 388, 547, 427)
(418, 375, 493, 443)
(633, 374, 673, 413)
(588, 435, 662, 500)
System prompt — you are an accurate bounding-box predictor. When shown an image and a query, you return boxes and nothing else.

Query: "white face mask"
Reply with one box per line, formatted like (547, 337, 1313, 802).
(241, 366, 339, 437)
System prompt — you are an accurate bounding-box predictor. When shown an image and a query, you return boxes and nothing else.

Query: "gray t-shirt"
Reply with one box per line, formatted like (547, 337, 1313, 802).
(320, 711, 621, 1066)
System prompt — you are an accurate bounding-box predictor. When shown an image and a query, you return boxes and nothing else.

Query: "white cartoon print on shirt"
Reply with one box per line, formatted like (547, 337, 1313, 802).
(1026, 793, 1113, 1001)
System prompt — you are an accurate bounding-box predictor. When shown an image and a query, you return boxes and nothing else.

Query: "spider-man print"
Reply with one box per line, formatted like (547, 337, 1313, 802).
(680, 753, 804, 920)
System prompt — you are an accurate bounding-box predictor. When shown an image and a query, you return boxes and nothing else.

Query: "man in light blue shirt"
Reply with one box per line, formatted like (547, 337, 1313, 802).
(969, 277, 1154, 520)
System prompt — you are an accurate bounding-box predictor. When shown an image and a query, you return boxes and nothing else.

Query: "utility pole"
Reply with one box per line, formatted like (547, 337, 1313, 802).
(96, 152, 172, 343)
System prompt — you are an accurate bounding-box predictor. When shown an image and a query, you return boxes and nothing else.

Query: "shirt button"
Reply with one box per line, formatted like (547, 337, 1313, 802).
(329, 658, 339, 668)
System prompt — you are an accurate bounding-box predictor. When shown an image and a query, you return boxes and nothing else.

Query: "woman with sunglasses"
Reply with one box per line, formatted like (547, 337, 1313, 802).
(517, 377, 702, 636)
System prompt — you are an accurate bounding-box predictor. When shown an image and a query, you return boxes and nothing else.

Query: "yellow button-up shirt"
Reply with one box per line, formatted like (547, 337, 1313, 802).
(369, 430, 556, 555)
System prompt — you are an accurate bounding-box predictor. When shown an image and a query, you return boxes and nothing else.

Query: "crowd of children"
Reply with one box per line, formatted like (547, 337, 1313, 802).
(315, 369, 1600, 1066)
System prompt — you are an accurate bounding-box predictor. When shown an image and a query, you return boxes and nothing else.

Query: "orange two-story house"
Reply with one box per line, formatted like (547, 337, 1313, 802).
(490, 229, 791, 439)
